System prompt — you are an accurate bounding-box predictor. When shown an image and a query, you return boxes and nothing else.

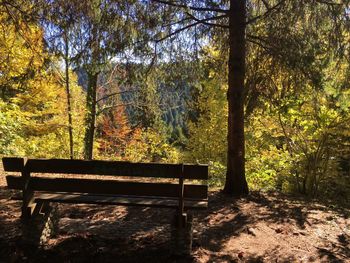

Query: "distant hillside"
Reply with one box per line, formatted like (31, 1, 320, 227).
(75, 62, 199, 144)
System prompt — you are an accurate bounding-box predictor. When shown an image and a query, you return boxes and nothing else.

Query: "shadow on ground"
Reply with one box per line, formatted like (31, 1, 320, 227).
(0, 189, 349, 262)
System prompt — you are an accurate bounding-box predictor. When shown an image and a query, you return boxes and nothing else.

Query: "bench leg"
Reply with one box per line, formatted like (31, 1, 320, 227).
(170, 212, 193, 256)
(21, 202, 59, 247)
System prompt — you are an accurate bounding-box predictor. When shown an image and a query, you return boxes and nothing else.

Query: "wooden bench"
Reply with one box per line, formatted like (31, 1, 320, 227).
(2, 157, 208, 254)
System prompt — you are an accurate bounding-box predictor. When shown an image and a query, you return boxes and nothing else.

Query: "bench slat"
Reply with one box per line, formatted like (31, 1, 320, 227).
(2, 158, 208, 180)
(30, 192, 208, 210)
(6, 176, 208, 199)
(183, 164, 208, 180)
(2, 157, 25, 172)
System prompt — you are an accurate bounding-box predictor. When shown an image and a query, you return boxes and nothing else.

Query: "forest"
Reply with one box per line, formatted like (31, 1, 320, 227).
(1, 0, 350, 200)
(1, 0, 350, 262)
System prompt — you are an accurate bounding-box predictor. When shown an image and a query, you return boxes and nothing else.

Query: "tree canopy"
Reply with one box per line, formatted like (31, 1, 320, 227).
(0, 0, 349, 200)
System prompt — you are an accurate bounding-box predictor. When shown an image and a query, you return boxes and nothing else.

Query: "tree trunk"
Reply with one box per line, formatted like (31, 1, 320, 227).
(84, 73, 98, 160)
(223, 0, 249, 196)
(64, 33, 74, 159)
(83, 20, 99, 160)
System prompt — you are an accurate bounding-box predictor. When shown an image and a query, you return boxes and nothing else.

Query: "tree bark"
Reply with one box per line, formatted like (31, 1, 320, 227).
(83, 19, 99, 160)
(64, 33, 74, 159)
(84, 73, 98, 160)
(223, 0, 249, 196)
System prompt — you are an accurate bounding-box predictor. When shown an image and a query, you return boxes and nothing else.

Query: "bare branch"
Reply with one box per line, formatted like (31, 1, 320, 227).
(156, 22, 200, 42)
(185, 13, 228, 28)
(150, 0, 228, 13)
(156, 14, 229, 42)
(163, 17, 192, 27)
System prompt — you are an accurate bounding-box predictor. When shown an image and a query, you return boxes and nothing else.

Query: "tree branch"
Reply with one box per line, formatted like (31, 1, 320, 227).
(315, 0, 343, 6)
(261, 0, 270, 9)
(246, 34, 271, 51)
(246, 37, 270, 51)
(156, 21, 200, 42)
(156, 14, 229, 42)
(246, 0, 286, 25)
(150, 0, 228, 13)
(185, 13, 228, 28)
(97, 89, 138, 103)
(97, 102, 134, 116)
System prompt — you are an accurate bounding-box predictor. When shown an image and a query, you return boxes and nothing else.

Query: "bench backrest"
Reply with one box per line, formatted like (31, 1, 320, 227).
(3, 157, 208, 200)
(3, 158, 208, 179)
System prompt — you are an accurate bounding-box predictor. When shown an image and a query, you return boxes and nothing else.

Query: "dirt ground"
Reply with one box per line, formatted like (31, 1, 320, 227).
(0, 170, 349, 262)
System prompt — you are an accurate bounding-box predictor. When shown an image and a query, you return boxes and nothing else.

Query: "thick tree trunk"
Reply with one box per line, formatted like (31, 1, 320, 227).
(64, 34, 74, 159)
(223, 0, 249, 196)
(84, 73, 98, 160)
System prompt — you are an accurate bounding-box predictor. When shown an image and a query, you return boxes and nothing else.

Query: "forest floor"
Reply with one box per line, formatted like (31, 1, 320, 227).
(0, 169, 349, 262)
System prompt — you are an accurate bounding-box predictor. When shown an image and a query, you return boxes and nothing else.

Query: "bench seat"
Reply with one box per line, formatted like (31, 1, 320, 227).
(11, 192, 208, 209)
